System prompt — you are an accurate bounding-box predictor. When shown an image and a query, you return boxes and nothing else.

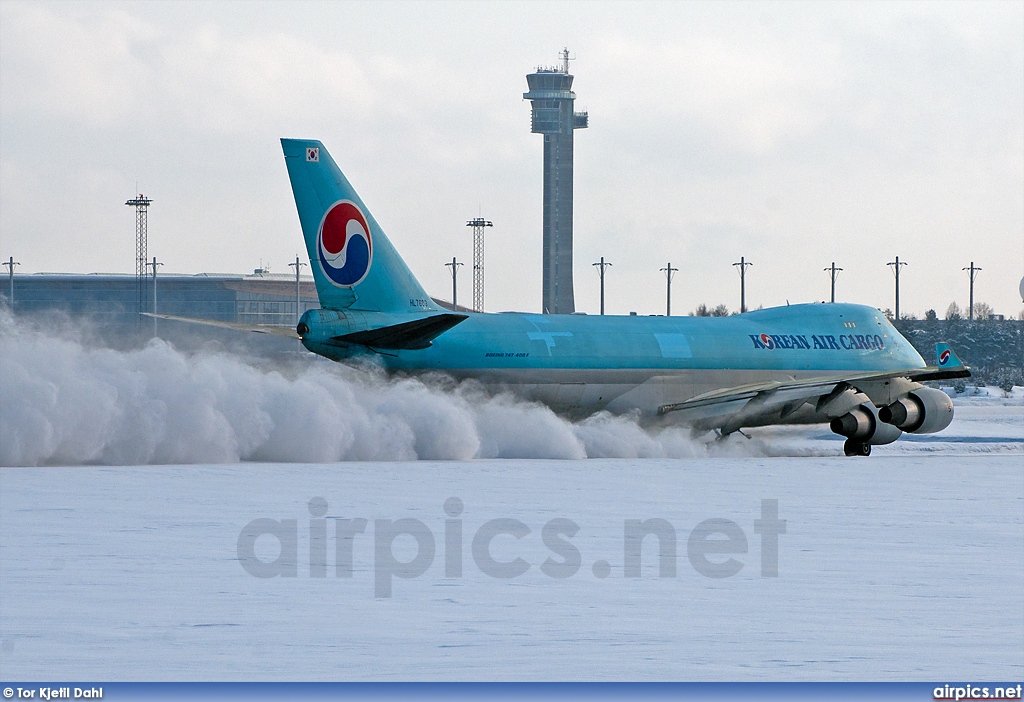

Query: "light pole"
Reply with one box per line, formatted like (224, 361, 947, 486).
(149, 257, 163, 337)
(445, 257, 463, 308)
(660, 262, 678, 316)
(3, 256, 18, 309)
(887, 256, 907, 320)
(962, 262, 982, 321)
(733, 256, 752, 313)
(592, 257, 612, 315)
(288, 256, 307, 325)
(824, 262, 842, 303)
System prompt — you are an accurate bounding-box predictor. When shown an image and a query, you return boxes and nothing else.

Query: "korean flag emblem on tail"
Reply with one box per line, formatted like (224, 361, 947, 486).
(306, 147, 319, 162)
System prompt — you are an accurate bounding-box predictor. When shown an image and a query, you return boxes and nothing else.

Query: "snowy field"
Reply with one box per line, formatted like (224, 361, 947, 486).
(1, 447, 1021, 681)
(1, 320, 1022, 681)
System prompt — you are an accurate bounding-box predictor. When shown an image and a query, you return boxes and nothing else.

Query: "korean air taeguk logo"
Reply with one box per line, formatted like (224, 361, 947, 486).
(939, 349, 951, 365)
(318, 200, 373, 287)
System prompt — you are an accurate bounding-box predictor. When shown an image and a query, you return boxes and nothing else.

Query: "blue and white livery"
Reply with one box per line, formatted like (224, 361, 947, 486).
(152, 139, 972, 456)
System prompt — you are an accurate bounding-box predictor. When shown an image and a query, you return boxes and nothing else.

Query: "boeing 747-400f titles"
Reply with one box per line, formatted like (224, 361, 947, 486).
(150, 139, 971, 456)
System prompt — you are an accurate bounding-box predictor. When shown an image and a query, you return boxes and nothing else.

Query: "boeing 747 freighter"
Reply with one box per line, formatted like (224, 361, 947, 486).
(151, 139, 970, 456)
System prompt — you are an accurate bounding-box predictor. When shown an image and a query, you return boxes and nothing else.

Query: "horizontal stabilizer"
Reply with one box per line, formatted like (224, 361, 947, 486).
(906, 365, 971, 382)
(142, 313, 298, 337)
(333, 313, 468, 350)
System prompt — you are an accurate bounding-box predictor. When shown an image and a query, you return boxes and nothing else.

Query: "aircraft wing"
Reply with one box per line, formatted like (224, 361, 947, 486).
(660, 365, 969, 415)
(655, 366, 966, 425)
(142, 313, 299, 337)
(662, 342, 970, 418)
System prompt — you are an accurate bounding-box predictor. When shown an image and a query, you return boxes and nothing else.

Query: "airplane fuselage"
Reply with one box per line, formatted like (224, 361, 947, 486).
(299, 302, 926, 426)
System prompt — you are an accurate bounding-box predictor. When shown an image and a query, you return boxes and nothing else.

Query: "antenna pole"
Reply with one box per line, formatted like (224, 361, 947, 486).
(824, 262, 843, 303)
(733, 256, 753, 313)
(445, 257, 464, 308)
(149, 257, 163, 337)
(592, 257, 612, 315)
(660, 262, 679, 316)
(962, 262, 982, 321)
(289, 256, 307, 325)
(887, 256, 908, 320)
(3, 256, 19, 309)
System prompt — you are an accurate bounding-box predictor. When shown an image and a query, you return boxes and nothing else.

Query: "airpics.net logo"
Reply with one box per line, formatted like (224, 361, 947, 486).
(236, 498, 787, 598)
(933, 684, 1022, 701)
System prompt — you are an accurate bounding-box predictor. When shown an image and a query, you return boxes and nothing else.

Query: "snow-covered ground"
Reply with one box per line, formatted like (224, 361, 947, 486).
(1, 321, 1021, 680)
(2, 410, 1021, 681)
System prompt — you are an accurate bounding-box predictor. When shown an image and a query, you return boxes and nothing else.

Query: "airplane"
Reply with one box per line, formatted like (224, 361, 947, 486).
(150, 138, 971, 457)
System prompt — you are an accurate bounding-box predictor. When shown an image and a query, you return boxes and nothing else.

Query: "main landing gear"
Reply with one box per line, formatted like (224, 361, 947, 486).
(843, 440, 871, 457)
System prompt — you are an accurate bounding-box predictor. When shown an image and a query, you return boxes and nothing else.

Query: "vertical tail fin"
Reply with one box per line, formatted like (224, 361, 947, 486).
(281, 139, 435, 313)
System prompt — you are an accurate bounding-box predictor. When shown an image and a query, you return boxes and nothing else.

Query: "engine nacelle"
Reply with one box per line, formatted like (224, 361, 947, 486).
(878, 387, 954, 434)
(829, 404, 903, 445)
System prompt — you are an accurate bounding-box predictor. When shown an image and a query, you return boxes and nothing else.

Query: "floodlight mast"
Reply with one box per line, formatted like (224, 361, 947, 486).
(467, 218, 492, 312)
(126, 194, 153, 330)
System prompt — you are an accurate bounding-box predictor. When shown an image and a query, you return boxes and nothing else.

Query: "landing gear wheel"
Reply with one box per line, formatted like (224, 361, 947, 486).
(843, 440, 871, 457)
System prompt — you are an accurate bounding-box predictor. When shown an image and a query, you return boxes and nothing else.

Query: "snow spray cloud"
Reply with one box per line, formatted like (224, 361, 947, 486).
(0, 310, 815, 466)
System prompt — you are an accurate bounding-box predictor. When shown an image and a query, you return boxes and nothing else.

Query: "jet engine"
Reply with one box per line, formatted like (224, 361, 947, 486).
(878, 387, 954, 434)
(830, 403, 903, 456)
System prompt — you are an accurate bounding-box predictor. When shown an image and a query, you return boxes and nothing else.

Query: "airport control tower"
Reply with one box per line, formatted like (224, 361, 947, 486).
(525, 49, 588, 314)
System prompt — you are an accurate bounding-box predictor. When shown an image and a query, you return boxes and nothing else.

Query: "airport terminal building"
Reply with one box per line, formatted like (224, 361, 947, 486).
(3, 271, 319, 350)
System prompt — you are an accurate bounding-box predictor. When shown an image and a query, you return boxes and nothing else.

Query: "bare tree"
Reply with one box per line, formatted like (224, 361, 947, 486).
(971, 302, 994, 320)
